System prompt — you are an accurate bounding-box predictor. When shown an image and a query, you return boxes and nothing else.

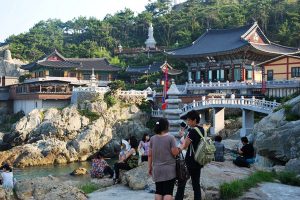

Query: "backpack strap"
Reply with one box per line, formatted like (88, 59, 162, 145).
(190, 127, 207, 156)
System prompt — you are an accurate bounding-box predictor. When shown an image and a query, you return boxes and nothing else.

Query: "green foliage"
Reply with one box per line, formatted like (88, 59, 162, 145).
(277, 171, 300, 186)
(104, 92, 117, 108)
(108, 80, 125, 92)
(5, 0, 300, 63)
(0, 111, 25, 132)
(286, 113, 300, 121)
(220, 171, 275, 199)
(79, 183, 100, 194)
(18, 74, 32, 83)
(146, 118, 157, 130)
(78, 109, 100, 122)
(138, 100, 152, 113)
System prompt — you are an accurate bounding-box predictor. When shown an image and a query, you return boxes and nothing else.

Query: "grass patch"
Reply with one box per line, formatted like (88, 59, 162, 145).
(277, 171, 300, 186)
(220, 171, 275, 199)
(78, 109, 100, 122)
(220, 171, 300, 199)
(79, 183, 100, 194)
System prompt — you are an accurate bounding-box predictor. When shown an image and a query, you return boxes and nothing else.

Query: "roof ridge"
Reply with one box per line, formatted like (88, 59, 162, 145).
(207, 23, 253, 33)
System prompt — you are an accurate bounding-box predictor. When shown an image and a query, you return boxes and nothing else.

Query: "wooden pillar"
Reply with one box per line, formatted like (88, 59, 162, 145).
(64, 71, 68, 77)
(252, 65, 255, 82)
(241, 63, 245, 81)
(231, 61, 234, 81)
(287, 57, 289, 80)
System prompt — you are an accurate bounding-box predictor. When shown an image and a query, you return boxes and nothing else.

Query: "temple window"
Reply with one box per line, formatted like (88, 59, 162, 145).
(291, 67, 300, 77)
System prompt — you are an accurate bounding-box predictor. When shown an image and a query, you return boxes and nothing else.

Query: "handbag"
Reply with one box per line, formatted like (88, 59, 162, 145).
(176, 152, 190, 182)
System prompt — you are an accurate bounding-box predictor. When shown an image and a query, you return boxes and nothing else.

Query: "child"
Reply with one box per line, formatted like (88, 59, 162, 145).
(214, 135, 225, 162)
(90, 152, 114, 178)
(0, 163, 14, 189)
(138, 133, 150, 162)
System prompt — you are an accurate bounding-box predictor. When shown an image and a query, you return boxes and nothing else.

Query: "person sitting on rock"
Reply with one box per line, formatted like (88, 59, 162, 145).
(90, 152, 114, 179)
(214, 135, 225, 162)
(0, 163, 14, 189)
(119, 139, 131, 161)
(138, 133, 150, 162)
(233, 137, 255, 168)
(113, 136, 139, 184)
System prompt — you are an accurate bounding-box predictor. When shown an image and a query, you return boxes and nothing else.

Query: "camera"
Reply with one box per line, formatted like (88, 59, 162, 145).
(180, 122, 188, 129)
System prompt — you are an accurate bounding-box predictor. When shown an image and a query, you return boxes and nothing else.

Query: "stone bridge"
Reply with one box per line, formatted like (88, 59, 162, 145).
(152, 95, 281, 137)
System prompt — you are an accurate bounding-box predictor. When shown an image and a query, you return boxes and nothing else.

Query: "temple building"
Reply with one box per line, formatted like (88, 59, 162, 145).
(166, 22, 300, 83)
(258, 55, 300, 81)
(125, 62, 162, 84)
(22, 50, 121, 86)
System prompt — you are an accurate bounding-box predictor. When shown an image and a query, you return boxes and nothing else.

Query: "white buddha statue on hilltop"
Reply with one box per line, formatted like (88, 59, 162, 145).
(145, 23, 157, 49)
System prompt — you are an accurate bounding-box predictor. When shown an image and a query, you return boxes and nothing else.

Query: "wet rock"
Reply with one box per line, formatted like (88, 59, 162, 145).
(70, 167, 88, 176)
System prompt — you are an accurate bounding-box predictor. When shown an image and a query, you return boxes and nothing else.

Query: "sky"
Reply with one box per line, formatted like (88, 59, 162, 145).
(0, 0, 152, 42)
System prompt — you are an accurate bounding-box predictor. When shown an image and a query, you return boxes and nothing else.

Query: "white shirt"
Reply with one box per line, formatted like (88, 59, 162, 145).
(1, 171, 14, 188)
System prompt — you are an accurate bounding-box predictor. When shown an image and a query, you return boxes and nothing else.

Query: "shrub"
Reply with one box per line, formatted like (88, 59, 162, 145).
(108, 80, 125, 93)
(79, 183, 100, 194)
(286, 113, 300, 121)
(104, 92, 117, 108)
(138, 99, 152, 113)
(78, 109, 100, 122)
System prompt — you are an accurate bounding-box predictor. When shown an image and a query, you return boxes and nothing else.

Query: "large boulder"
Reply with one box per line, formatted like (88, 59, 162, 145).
(285, 158, 300, 174)
(253, 95, 300, 164)
(124, 162, 151, 190)
(14, 176, 87, 200)
(254, 121, 300, 163)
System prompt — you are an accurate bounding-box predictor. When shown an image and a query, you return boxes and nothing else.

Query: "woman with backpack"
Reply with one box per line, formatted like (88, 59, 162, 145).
(148, 118, 180, 200)
(175, 110, 204, 200)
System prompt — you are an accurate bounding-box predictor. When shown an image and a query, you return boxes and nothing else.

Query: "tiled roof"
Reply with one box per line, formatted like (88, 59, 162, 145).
(22, 51, 121, 72)
(167, 23, 300, 58)
(67, 58, 121, 71)
(126, 62, 163, 74)
(167, 24, 251, 58)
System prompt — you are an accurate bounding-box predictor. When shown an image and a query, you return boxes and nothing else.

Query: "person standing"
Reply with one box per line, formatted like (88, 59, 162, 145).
(176, 110, 204, 200)
(138, 133, 150, 162)
(148, 118, 180, 200)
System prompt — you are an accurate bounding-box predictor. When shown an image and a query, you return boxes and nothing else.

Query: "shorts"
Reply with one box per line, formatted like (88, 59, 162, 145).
(155, 178, 176, 196)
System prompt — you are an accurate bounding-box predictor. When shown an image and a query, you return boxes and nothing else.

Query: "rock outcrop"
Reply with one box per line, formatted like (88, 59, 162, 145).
(120, 160, 253, 199)
(0, 100, 149, 167)
(253, 95, 300, 167)
(14, 176, 87, 200)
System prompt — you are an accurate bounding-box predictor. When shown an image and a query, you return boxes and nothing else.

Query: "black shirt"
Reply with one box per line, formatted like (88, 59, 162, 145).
(185, 125, 204, 169)
(241, 144, 255, 159)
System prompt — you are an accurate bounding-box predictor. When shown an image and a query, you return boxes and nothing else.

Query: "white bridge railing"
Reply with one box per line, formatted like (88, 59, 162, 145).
(184, 79, 300, 91)
(152, 97, 281, 117)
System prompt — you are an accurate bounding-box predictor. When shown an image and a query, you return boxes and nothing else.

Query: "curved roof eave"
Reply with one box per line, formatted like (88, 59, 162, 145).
(166, 44, 249, 59)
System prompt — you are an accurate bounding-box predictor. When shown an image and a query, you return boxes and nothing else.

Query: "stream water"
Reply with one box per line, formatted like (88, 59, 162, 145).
(13, 159, 117, 182)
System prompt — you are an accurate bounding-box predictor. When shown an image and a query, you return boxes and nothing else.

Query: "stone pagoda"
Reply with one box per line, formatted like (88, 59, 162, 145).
(164, 79, 182, 137)
(145, 23, 156, 49)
